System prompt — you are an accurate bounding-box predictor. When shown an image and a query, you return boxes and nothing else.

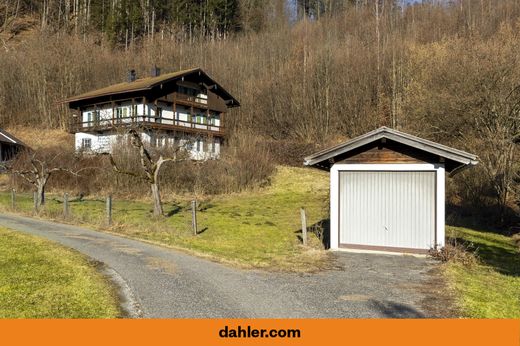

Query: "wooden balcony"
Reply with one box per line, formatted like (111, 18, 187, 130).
(171, 92, 209, 109)
(69, 115, 225, 136)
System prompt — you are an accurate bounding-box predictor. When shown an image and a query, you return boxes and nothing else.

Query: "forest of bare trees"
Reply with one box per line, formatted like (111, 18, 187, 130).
(0, 0, 518, 226)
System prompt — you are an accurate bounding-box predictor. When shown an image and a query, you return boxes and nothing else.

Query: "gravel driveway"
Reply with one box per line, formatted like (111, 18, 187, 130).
(0, 213, 438, 318)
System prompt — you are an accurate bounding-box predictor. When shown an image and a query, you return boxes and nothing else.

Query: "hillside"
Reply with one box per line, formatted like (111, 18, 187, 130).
(1, 1, 519, 229)
(6, 126, 73, 149)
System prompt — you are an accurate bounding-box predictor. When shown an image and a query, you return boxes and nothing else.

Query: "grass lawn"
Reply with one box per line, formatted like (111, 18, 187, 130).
(0, 227, 120, 318)
(0, 167, 332, 272)
(3, 165, 517, 317)
(444, 226, 520, 318)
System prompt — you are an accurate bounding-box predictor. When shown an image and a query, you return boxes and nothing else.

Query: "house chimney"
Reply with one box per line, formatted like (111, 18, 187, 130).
(151, 66, 161, 77)
(128, 69, 137, 82)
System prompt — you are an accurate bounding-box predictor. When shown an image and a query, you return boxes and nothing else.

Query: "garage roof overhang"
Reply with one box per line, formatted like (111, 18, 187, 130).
(303, 127, 478, 176)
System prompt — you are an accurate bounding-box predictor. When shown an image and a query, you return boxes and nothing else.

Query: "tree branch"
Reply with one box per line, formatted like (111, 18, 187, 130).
(107, 153, 148, 182)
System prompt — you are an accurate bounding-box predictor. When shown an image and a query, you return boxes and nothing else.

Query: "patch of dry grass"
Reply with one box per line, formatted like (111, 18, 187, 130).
(5, 126, 73, 150)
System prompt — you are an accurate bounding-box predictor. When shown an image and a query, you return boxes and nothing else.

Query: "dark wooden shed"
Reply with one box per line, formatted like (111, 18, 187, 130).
(0, 129, 27, 163)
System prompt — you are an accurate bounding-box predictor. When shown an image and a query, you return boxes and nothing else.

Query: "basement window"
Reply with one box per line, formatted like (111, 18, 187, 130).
(81, 138, 92, 150)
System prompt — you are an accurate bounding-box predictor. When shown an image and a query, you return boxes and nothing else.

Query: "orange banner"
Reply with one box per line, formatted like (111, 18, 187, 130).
(1, 319, 518, 346)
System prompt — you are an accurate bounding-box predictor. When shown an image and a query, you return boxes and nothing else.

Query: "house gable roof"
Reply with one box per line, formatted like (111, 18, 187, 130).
(60, 67, 240, 107)
(304, 127, 478, 175)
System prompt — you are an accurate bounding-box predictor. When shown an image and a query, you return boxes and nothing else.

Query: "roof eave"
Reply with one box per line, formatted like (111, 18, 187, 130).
(59, 87, 152, 104)
(59, 67, 240, 107)
(303, 127, 479, 172)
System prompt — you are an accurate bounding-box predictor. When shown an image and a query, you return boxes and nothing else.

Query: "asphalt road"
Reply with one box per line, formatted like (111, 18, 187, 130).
(0, 213, 437, 318)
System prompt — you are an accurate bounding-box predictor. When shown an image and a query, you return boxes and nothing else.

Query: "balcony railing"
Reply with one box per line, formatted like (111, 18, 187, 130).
(173, 92, 208, 106)
(70, 115, 224, 135)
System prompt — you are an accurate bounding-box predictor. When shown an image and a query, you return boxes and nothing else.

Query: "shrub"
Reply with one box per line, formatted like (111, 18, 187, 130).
(12, 133, 277, 199)
(429, 238, 479, 267)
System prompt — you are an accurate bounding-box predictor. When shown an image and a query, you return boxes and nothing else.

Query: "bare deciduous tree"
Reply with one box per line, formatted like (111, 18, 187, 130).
(108, 129, 192, 216)
(9, 148, 81, 209)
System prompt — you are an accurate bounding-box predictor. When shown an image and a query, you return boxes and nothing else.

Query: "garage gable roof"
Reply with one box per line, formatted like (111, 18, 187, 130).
(304, 127, 478, 174)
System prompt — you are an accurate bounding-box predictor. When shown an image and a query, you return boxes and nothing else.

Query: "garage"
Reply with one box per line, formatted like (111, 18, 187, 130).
(304, 127, 478, 254)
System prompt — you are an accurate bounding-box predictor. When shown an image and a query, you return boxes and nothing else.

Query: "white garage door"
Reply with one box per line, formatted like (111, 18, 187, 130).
(339, 171, 436, 251)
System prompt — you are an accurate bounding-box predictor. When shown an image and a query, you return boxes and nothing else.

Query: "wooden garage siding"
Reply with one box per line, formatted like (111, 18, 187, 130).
(338, 146, 426, 164)
(339, 171, 436, 251)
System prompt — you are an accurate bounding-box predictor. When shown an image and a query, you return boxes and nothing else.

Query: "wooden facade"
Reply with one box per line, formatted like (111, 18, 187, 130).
(0, 129, 27, 162)
(336, 140, 440, 165)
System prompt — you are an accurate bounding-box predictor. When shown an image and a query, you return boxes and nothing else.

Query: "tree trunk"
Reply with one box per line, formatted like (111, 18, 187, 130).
(36, 180, 45, 207)
(151, 183, 163, 216)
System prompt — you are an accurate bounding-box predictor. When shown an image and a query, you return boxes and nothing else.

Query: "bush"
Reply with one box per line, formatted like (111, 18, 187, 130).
(429, 238, 479, 267)
(261, 139, 321, 167)
(10, 133, 276, 199)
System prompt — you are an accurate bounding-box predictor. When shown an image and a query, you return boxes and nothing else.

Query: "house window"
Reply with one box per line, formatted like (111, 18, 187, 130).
(81, 138, 92, 150)
(86, 112, 92, 125)
(178, 85, 198, 97)
(193, 113, 206, 124)
(93, 110, 100, 124)
(116, 108, 123, 123)
(213, 114, 220, 126)
(116, 106, 131, 122)
(196, 139, 203, 152)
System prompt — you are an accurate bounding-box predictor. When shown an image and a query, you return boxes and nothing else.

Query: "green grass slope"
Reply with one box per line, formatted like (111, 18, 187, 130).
(0, 227, 120, 318)
(445, 226, 520, 318)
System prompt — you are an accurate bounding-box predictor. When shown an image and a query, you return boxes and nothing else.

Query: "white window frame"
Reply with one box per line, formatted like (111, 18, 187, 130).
(81, 138, 92, 150)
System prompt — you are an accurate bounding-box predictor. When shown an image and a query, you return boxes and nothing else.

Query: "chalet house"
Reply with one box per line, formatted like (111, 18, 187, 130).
(0, 129, 27, 163)
(61, 67, 239, 159)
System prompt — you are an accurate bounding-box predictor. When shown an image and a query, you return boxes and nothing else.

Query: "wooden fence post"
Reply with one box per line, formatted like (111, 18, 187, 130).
(300, 207, 308, 246)
(63, 193, 69, 218)
(10, 189, 15, 210)
(106, 195, 112, 226)
(191, 200, 198, 236)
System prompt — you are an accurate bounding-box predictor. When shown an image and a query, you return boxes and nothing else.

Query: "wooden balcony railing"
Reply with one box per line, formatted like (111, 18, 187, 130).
(69, 115, 224, 135)
(175, 92, 208, 105)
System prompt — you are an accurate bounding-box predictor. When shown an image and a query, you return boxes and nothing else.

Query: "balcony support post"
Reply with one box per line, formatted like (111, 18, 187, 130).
(142, 96, 146, 123)
(190, 105, 194, 128)
(206, 108, 210, 131)
(111, 101, 115, 126)
(132, 98, 136, 123)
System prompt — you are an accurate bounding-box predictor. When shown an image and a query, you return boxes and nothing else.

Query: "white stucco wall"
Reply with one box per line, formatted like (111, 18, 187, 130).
(75, 98, 223, 160)
(75, 131, 221, 160)
(75, 132, 118, 153)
